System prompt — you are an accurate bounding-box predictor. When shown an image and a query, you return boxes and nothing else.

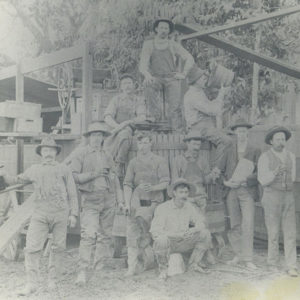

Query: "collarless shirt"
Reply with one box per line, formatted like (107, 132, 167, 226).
(150, 199, 206, 238)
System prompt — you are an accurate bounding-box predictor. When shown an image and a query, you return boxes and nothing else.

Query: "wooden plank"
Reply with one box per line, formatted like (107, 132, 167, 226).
(198, 35, 300, 79)
(0, 65, 17, 81)
(0, 193, 34, 255)
(179, 5, 300, 40)
(21, 44, 85, 74)
(41, 106, 62, 113)
(16, 63, 24, 103)
(82, 43, 93, 132)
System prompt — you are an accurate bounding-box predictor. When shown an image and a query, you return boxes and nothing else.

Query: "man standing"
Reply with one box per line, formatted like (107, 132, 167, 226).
(104, 74, 147, 181)
(70, 122, 119, 285)
(258, 126, 297, 277)
(139, 18, 194, 129)
(1, 136, 78, 295)
(224, 119, 261, 270)
(123, 131, 169, 276)
(150, 178, 212, 280)
(184, 67, 236, 179)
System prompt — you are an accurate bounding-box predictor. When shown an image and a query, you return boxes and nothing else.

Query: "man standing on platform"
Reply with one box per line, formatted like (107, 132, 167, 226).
(70, 122, 120, 285)
(224, 119, 261, 270)
(123, 131, 169, 276)
(150, 179, 212, 280)
(139, 18, 194, 129)
(258, 126, 298, 277)
(104, 74, 147, 182)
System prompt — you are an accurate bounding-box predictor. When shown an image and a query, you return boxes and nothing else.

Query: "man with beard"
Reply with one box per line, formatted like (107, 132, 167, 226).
(123, 130, 169, 276)
(139, 18, 194, 129)
(1, 136, 78, 295)
(150, 178, 212, 280)
(70, 122, 119, 285)
(258, 126, 298, 277)
(104, 74, 146, 181)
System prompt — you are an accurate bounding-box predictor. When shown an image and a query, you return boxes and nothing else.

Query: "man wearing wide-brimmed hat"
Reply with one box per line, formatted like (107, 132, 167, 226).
(104, 73, 147, 182)
(123, 130, 169, 276)
(150, 178, 212, 280)
(1, 135, 78, 295)
(70, 121, 121, 285)
(139, 18, 194, 129)
(224, 118, 261, 270)
(258, 125, 297, 277)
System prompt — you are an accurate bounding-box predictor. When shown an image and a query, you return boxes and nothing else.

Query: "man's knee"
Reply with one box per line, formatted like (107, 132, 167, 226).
(153, 236, 170, 252)
(194, 229, 212, 247)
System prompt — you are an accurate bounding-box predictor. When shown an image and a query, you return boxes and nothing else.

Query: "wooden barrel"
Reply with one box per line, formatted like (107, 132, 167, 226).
(206, 201, 226, 233)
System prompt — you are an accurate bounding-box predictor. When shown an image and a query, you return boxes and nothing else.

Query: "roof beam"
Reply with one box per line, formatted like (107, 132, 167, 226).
(179, 5, 300, 41)
(198, 34, 300, 78)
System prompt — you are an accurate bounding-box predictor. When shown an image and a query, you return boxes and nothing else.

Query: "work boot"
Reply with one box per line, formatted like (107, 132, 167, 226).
(17, 283, 37, 296)
(75, 270, 87, 286)
(227, 256, 240, 266)
(287, 269, 298, 277)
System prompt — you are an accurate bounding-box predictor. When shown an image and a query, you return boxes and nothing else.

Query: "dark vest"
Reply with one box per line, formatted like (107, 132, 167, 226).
(266, 150, 293, 191)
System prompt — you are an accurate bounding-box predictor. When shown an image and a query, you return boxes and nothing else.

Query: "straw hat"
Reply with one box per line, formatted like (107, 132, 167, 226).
(265, 125, 291, 145)
(83, 121, 112, 137)
(230, 118, 253, 131)
(168, 178, 196, 198)
(183, 131, 203, 142)
(35, 136, 62, 156)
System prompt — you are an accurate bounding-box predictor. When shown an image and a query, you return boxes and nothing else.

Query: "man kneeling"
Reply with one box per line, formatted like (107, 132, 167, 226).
(150, 178, 212, 280)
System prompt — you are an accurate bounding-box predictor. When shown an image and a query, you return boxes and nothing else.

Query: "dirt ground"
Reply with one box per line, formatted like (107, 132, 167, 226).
(1, 238, 300, 300)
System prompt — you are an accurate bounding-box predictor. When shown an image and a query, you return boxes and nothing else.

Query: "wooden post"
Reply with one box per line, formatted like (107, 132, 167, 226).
(16, 63, 24, 103)
(82, 42, 93, 133)
(251, 28, 262, 123)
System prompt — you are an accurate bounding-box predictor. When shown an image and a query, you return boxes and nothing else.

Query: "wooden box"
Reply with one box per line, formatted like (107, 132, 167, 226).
(0, 101, 41, 119)
(14, 118, 43, 133)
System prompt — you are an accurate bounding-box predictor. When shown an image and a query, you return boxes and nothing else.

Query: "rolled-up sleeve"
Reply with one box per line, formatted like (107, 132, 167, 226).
(123, 160, 135, 188)
(139, 40, 152, 76)
(257, 153, 275, 186)
(173, 41, 194, 75)
(157, 158, 170, 184)
(64, 166, 79, 217)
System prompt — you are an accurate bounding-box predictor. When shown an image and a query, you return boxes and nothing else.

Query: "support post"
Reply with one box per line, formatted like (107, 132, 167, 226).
(82, 43, 93, 133)
(16, 63, 24, 103)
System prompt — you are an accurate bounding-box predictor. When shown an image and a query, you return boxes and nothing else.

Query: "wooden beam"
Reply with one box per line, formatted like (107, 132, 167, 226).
(179, 5, 300, 40)
(16, 63, 24, 103)
(41, 106, 62, 113)
(197, 35, 300, 78)
(21, 44, 85, 74)
(82, 42, 93, 132)
(0, 65, 16, 81)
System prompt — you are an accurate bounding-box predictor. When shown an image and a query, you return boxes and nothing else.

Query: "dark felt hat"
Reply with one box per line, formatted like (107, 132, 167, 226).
(36, 136, 62, 156)
(265, 125, 291, 145)
(83, 122, 112, 137)
(119, 73, 136, 82)
(153, 18, 174, 33)
(230, 118, 253, 131)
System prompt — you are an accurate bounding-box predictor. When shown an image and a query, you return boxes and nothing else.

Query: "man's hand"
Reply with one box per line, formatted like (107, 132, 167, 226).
(210, 167, 221, 181)
(144, 73, 155, 85)
(68, 215, 77, 228)
(124, 204, 131, 216)
(224, 180, 241, 188)
(139, 183, 153, 193)
(274, 164, 286, 176)
(173, 72, 186, 80)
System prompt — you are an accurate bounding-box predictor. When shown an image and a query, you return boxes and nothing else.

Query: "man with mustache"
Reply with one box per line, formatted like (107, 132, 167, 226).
(123, 130, 169, 276)
(150, 178, 212, 280)
(258, 126, 297, 277)
(139, 18, 194, 129)
(104, 74, 146, 182)
(1, 135, 78, 295)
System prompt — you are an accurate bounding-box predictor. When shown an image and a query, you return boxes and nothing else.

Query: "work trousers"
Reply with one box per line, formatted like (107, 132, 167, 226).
(145, 77, 183, 129)
(78, 190, 115, 271)
(226, 187, 255, 262)
(189, 124, 237, 179)
(25, 208, 69, 284)
(261, 188, 297, 270)
(126, 200, 158, 274)
(153, 230, 212, 272)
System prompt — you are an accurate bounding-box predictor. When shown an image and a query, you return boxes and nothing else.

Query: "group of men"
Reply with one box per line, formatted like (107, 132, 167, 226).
(0, 17, 298, 296)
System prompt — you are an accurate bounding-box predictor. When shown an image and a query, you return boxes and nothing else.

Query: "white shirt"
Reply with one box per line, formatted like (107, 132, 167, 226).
(150, 199, 205, 239)
(257, 148, 296, 186)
